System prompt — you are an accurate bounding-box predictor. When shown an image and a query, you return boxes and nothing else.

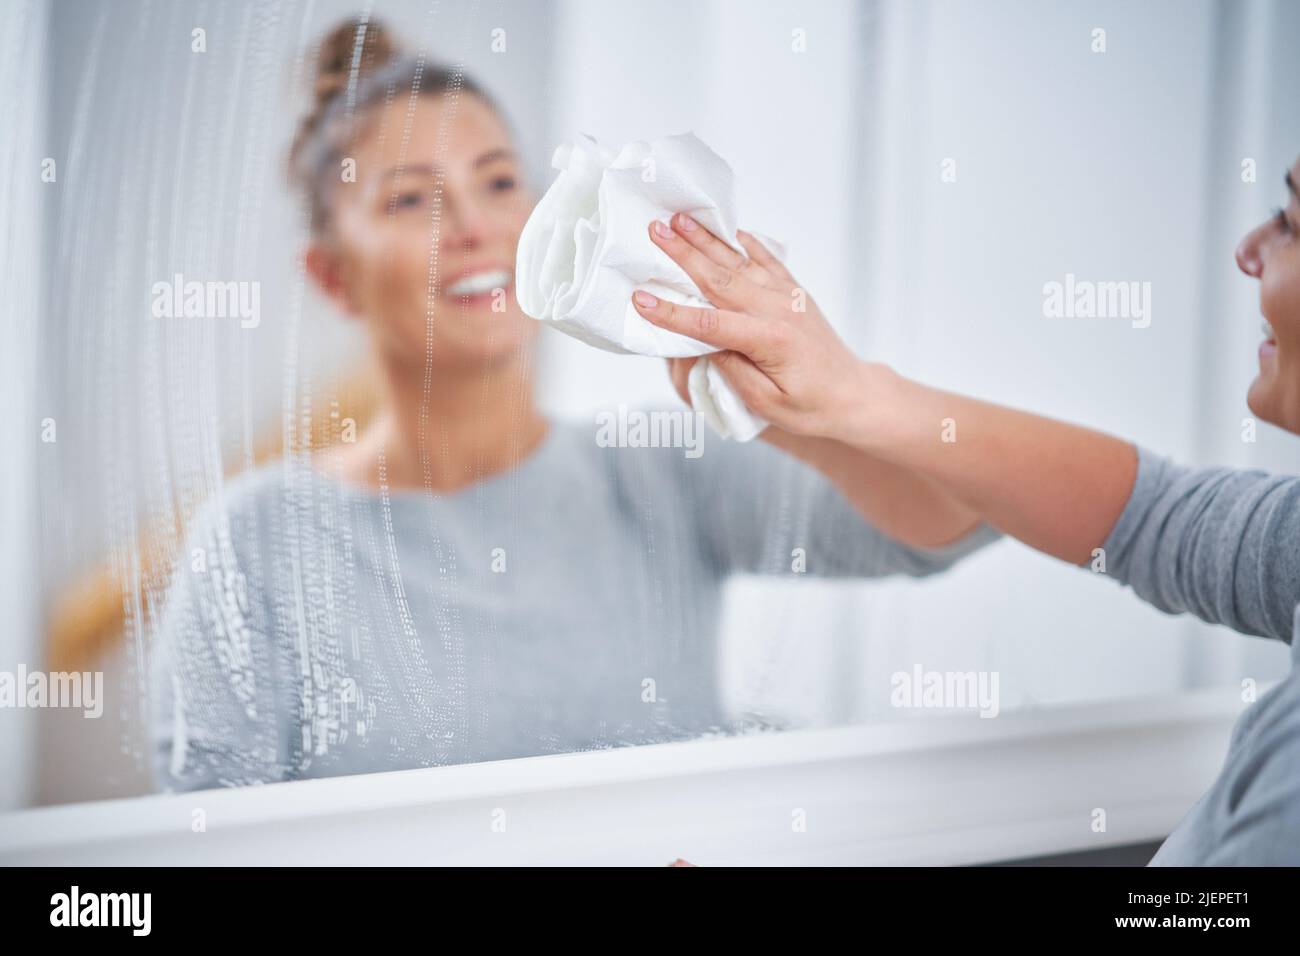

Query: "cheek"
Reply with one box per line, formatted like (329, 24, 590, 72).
(347, 224, 430, 313)
(501, 193, 535, 245)
(1262, 244, 1300, 345)
(1256, 246, 1300, 431)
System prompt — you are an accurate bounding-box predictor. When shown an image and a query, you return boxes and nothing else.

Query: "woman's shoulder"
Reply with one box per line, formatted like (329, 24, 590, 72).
(189, 462, 279, 522)
(174, 462, 319, 576)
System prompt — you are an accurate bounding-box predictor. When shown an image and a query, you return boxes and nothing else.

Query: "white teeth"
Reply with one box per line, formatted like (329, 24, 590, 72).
(1262, 320, 1275, 340)
(446, 269, 511, 297)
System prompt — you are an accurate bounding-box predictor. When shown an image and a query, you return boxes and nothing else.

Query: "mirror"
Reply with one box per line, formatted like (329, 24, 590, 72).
(3, 0, 1296, 810)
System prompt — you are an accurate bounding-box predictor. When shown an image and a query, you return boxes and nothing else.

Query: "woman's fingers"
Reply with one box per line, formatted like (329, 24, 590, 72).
(669, 213, 747, 269)
(737, 229, 796, 287)
(668, 352, 776, 425)
(632, 290, 768, 356)
(669, 214, 779, 289)
(706, 349, 781, 414)
(648, 220, 786, 313)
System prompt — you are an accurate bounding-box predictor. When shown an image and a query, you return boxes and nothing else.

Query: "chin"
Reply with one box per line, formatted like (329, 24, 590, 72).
(454, 323, 537, 367)
(1247, 369, 1275, 416)
(387, 305, 535, 365)
(1247, 367, 1300, 434)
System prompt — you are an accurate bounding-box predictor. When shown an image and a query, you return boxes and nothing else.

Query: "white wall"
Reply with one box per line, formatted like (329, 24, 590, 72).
(829, 0, 1219, 718)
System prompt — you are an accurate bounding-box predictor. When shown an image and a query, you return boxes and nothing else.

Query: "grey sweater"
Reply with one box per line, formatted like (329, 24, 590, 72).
(1103, 446, 1300, 865)
(151, 421, 997, 792)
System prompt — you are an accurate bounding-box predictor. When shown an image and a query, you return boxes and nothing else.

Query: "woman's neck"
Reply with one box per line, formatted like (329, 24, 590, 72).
(331, 351, 550, 494)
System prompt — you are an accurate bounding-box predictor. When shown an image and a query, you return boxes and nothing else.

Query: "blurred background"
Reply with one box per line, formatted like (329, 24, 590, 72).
(2, 0, 1298, 811)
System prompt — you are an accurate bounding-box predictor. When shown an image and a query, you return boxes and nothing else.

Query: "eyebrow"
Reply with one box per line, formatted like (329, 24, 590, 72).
(473, 148, 517, 169)
(378, 149, 518, 182)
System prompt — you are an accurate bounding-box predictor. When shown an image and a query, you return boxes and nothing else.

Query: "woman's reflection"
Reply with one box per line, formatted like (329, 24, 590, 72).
(151, 17, 995, 791)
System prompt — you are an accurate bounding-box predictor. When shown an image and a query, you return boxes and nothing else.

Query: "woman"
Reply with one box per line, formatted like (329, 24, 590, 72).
(633, 160, 1300, 864)
(151, 19, 995, 791)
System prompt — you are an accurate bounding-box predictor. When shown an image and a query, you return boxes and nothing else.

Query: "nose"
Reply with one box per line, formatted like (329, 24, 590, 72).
(1236, 219, 1271, 278)
(440, 189, 489, 251)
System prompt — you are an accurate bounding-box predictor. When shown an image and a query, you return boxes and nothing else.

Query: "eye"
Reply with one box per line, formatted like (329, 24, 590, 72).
(1274, 207, 1293, 235)
(392, 191, 425, 210)
(488, 175, 517, 192)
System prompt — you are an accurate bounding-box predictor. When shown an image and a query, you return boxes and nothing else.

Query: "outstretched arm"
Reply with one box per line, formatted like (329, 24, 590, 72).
(768, 428, 987, 550)
(663, 357, 983, 549)
(838, 369, 1137, 565)
(639, 213, 1135, 565)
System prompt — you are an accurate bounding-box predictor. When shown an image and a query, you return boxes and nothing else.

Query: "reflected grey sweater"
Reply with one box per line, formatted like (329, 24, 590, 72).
(1103, 446, 1300, 865)
(151, 421, 997, 792)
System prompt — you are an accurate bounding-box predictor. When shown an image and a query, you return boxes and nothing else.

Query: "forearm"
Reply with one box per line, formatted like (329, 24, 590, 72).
(838, 363, 1139, 564)
(763, 428, 984, 549)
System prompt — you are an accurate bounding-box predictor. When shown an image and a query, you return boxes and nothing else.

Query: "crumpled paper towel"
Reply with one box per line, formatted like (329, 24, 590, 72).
(514, 131, 782, 441)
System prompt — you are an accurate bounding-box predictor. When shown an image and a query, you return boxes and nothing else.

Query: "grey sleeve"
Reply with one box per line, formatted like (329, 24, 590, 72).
(150, 495, 297, 792)
(1203, 715, 1300, 866)
(687, 438, 1000, 579)
(1101, 445, 1300, 643)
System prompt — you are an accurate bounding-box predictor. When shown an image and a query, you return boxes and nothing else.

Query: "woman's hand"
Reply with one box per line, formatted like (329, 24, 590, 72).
(633, 214, 877, 442)
(641, 214, 987, 549)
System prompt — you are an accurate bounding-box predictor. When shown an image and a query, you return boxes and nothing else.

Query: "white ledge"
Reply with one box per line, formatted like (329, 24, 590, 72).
(0, 688, 1249, 865)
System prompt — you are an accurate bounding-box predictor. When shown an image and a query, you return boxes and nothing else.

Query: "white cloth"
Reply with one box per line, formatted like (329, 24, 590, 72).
(515, 132, 779, 441)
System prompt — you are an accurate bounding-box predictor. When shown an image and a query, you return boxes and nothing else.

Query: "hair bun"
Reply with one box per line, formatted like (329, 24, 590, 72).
(288, 16, 400, 192)
(312, 16, 399, 113)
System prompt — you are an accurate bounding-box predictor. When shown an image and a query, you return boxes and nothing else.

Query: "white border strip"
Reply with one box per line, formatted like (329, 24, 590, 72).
(0, 688, 1248, 865)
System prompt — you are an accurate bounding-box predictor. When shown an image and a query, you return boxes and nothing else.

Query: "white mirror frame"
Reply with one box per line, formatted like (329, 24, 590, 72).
(0, 687, 1246, 865)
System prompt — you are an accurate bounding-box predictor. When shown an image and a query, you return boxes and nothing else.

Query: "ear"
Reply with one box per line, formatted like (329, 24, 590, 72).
(304, 242, 362, 318)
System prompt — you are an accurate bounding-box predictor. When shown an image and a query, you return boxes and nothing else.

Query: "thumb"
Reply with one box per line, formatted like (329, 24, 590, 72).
(705, 350, 779, 416)
(666, 357, 697, 405)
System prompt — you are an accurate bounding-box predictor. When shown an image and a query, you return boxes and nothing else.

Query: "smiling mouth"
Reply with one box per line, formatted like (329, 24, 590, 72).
(1259, 319, 1279, 363)
(445, 269, 512, 299)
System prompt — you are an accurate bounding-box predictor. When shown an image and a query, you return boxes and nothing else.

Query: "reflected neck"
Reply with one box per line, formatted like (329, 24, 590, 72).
(337, 350, 549, 495)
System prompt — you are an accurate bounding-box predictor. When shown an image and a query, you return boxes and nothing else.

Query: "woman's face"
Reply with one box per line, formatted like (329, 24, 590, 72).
(312, 93, 537, 372)
(1237, 156, 1300, 434)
